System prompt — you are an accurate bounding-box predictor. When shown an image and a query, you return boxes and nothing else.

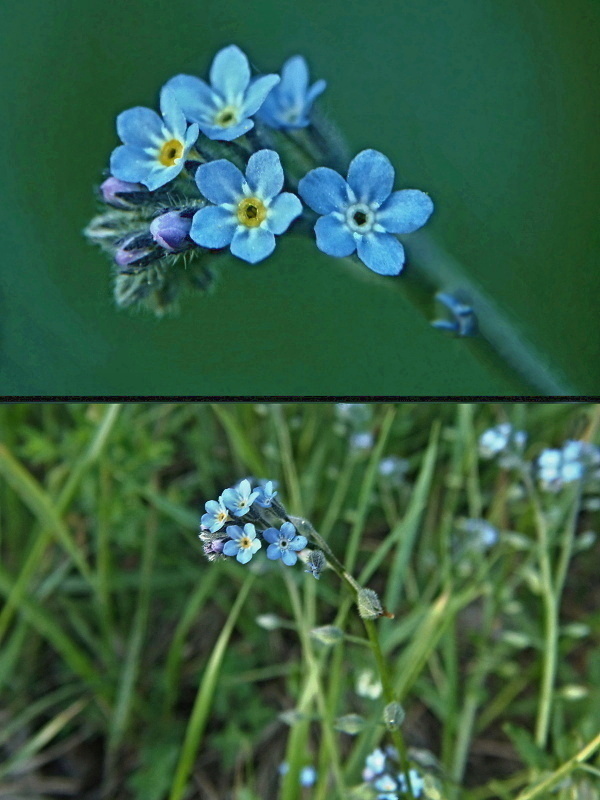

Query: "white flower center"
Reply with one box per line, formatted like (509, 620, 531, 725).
(346, 203, 375, 234)
(215, 105, 239, 128)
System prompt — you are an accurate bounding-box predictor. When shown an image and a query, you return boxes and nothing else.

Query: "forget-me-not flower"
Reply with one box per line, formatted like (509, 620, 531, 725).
(299, 766, 317, 787)
(538, 441, 600, 492)
(222, 523, 262, 564)
(254, 480, 278, 507)
(374, 773, 398, 799)
(191, 149, 302, 263)
(258, 55, 326, 129)
(298, 149, 433, 275)
(398, 769, 425, 798)
(164, 45, 280, 141)
(221, 479, 260, 516)
(263, 522, 307, 565)
(110, 88, 199, 191)
(201, 495, 231, 532)
(362, 748, 387, 781)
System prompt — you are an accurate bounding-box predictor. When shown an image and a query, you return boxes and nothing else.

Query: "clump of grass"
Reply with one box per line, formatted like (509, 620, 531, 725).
(0, 402, 599, 800)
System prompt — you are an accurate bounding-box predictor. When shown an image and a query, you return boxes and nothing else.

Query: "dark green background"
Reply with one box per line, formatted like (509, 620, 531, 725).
(1, 0, 598, 396)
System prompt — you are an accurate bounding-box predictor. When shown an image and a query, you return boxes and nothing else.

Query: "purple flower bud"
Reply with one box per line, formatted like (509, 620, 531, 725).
(114, 234, 154, 267)
(101, 176, 145, 208)
(150, 211, 193, 251)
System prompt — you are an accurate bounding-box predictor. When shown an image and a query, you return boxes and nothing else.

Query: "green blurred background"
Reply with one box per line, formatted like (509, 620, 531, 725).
(1, 0, 598, 396)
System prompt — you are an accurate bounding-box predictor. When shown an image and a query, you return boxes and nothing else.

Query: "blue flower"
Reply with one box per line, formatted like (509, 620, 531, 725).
(110, 87, 199, 191)
(398, 769, 425, 798)
(479, 424, 527, 465)
(299, 766, 317, 787)
(221, 479, 260, 516)
(222, 523, 262, 564)
(164, 45, 280, 141)
(374, 773, 398, 797)
(298, 149, 433, 275)
(254, 480, 278, 507)
(264, 522, 307, 566)
(537, 440, 600, 492)
(191, 149, 302, 264)
(362, 748, 387, 781)
(258, 55, 326, 129)
(201, 496, 231, 532)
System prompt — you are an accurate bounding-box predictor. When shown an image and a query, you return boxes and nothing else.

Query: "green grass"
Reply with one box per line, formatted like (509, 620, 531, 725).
(0, 402, 599, 800)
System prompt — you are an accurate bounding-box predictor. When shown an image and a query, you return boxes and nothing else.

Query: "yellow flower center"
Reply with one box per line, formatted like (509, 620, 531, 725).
(217, 510, 229, 523)
(159, 139, 184, 167)
(215, 106, 238, 127)
(239, 536, 252, 549)
(237, 197, 267, 228)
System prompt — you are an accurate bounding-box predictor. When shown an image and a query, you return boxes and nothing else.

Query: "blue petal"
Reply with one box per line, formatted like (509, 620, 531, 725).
(377, 190, 434, 233)
(160, 87, 187, 139)
(265, 192, 302, 234)
(245, 149, 284, 200)
(347, 149, 394, 205)
(204, 500, 220, 513)
(196, 159, 245, 204)
(298, 167, 349, 214)
(190, 206, 237, 249)
(267, 543, 281, 560)
(199, 118, 254, 141)
(223, 541, 239, 556)
(230, 227, 276, 264)
(184, 123, 200, 149)
(280, 522, 296, 537)
(289, 535, 308, 551)
(306, 79, 327, 106)
(280, 55, 309, 103)
(237, 549, 253, 564)
(144, 163, 182, 191)
(242, 74, 281, 117)
(263, 528, 279, 544)
(225, 524, 244, 538)
(281, 550, 298, 566)
(110, 145, 154, 184)
(163, 74, 217, 124)
(356, 232, 405, 275)
(314, 213, 356, 257)
(210, 45, 250, 100)
(116, 107, 163, 148)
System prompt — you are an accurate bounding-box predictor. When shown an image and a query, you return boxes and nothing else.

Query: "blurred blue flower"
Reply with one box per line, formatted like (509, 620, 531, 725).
(298, 149, 433, 275)
(459, 518, 499, 549)
(538, 440, 600, 492)
(110, 87, 199, 191)
(299, 766, 317, 787)
(264, 521, 308, 565)
(222, 523, 262, 564)
(374, 773, 398, 799)
(258, 55, 326, 129)
(201, 496, 231, 532)
(164, 44, 280, 141)
(362, 747, 387, 781)
(221, 479, 260, 516)
(479, 423, 526, 466)
(350, 431, 374, 451)
(254, 480, 278, 507)
(431, 292, 478, 337)
(191, 149, 302, 264)
(398, 768, 425, 798)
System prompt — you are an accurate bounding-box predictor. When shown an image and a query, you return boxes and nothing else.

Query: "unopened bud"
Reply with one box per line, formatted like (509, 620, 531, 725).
(357, 588, 383, 620)
(100, 176, 146, 208)
(334, 713, 366, 735)
(150, 211, 193, 251)
(310, 625, 344, 645)
(383, 701, 405, 730)
(114, 233, 156, 268)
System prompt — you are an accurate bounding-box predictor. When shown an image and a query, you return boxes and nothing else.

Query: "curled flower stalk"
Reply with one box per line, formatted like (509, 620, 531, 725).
(199, 478, 420, 798)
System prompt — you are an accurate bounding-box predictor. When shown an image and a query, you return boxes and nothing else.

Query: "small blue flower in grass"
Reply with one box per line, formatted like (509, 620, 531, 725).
(164, 45, 280, 141)
(221, 479, 259, 516)
(254, 480, 278, 507)
(258, 55, 326, 129)
(299, 766, 317, 787)
(110, 88, 199, 191)
(191, 149, 302, 264)
(362, 748, 386, 781)
(398, 769, 425, 798)
(264, 522, 307, 566)
(298, 149, 433, 275)
(374, 773, 398, 799)
(223, 523, 262, 564)
(201, 496, 231, 532)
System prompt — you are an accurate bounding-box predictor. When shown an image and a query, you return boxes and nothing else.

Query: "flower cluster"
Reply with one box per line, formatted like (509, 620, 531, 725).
(85, 44, 434, 314)
(362, 747, 425, 799)
(478, 423, 527, 468)
(537, 440, 600, 492)
(199, 478, 312, 570)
